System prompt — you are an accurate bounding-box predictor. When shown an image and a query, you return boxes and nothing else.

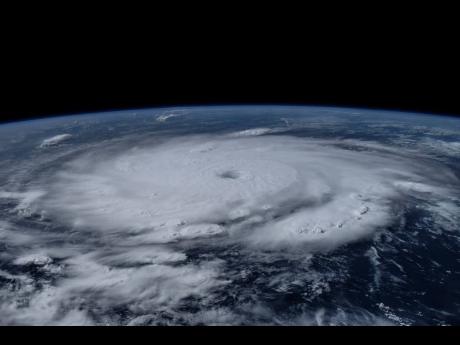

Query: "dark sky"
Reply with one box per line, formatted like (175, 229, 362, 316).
(2, 57, 458, 123)
(1, 12, 459, 123)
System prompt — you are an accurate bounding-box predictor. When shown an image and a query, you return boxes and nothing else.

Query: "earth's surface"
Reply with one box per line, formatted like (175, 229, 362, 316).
(0, 105, 459, 325)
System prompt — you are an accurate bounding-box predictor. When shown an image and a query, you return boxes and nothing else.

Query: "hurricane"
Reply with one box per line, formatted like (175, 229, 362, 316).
(1, 106, 459, 325)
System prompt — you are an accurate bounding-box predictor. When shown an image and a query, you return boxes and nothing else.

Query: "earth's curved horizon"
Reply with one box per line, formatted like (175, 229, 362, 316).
(0, 105, 459, 325)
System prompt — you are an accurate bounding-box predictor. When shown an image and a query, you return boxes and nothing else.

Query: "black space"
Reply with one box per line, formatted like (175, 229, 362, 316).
(1, 10, 459, 123)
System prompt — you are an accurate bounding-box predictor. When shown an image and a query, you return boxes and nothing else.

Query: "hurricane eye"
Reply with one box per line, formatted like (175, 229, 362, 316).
(217, 170, 240, 179)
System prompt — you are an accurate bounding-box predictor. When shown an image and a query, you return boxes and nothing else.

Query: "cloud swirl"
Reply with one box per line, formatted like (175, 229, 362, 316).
(1, 130, 459, 325)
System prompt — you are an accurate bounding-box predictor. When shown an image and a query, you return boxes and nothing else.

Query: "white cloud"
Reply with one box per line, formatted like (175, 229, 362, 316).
(0, 249, 227, 325)
(14, 253, 53, 266)
(155, 110, 188, 122)
(229, 128, 273, 137)
(39, 134, 72, 148)
(156, 114, 178, 122)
